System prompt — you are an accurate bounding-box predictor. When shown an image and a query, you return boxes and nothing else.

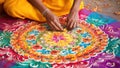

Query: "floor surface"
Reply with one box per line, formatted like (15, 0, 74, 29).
(84, 0, 120, 20)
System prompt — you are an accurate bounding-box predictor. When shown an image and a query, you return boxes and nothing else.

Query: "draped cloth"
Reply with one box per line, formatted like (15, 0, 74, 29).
(2, 0, 84, 22)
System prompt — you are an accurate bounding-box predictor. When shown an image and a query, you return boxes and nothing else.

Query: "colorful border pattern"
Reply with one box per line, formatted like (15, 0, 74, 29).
(0, 9, 120, 68)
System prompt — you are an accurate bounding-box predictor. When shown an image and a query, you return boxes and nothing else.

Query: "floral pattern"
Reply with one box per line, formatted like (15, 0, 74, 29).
(10, 21, 108, 63)
(0, 9, 120, 68)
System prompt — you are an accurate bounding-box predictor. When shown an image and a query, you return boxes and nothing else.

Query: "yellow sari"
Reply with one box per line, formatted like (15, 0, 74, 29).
(1, 0, 84, 22)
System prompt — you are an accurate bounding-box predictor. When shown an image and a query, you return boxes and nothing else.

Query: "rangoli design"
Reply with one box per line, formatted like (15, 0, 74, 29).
(10, 21, 108, 63)
(0, 9, 120, 68)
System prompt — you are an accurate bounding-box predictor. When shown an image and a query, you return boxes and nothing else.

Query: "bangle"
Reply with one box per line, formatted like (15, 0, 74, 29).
(42, 9, 49, 16)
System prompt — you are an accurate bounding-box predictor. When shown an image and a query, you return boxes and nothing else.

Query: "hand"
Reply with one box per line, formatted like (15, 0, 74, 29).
(44, 10, 63, 31)
(67, 11, 79, 30)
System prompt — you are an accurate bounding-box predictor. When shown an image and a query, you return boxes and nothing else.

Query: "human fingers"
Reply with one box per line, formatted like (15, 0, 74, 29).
(53, 19, 63, 31)
(73, 21, 77, 29)
(47, 21, 55, 31)
(66, 18, 72, 29)
(70, 20, 76, 29)
(67, 19, 74, 30)
(50, 20, 63, 31)
(50, 21, 61, 31)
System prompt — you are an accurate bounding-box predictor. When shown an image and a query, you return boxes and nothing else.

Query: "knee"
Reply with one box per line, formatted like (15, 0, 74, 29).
(3, 2, 18, 17)
(4, 6, 16, 16)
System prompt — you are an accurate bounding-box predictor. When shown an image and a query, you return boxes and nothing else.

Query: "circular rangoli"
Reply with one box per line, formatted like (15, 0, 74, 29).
(11, 21, 108, 63)
(0, 9, 120, 68)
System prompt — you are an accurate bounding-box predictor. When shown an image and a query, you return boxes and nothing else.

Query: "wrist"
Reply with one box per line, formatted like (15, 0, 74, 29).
(70, 8, 79, 13)
(69, 9, 79, 15)
(42, 9, 49, 16)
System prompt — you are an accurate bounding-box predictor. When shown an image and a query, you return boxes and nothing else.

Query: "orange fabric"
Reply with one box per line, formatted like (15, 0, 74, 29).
(3, 0, 84, 22)
(0, 0, 4, 4)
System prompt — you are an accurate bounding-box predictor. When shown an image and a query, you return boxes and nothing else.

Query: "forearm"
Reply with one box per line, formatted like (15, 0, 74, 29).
(70, 0, 82, 13)
(28, 0, 63, 31)
(28, 0, 49, 15)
